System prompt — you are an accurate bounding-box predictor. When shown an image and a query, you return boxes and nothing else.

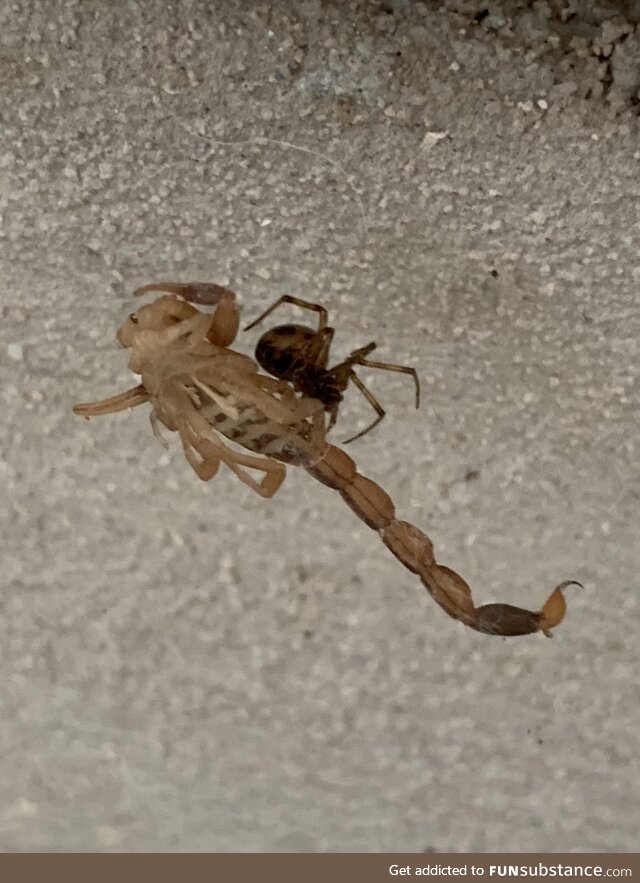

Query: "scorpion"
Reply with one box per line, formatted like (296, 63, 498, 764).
(73, 281, 579, 637)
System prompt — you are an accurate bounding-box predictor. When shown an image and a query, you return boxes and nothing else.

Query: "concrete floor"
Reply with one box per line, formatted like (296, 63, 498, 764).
(1, 0, 639, 852)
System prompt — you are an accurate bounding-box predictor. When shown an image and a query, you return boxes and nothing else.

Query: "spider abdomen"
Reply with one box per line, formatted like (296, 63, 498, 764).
(254, 324, 314, 378)
(255, 324, 344, 409)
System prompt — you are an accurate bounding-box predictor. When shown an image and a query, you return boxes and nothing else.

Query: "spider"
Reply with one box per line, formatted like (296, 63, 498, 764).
(245, 295, 420, 443)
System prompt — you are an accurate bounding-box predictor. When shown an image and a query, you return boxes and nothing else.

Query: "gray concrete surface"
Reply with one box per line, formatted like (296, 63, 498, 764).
(1, 0, 639, 853)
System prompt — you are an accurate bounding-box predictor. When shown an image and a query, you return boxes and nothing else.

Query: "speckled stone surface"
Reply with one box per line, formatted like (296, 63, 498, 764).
(1, 0, 638, 853)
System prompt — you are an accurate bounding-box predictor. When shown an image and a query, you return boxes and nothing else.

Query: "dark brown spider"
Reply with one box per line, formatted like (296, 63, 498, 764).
(245, 295, 420, 443)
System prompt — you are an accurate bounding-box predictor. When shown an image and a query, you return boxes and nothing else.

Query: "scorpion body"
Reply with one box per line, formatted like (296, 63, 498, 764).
(73, 282, 578, 638)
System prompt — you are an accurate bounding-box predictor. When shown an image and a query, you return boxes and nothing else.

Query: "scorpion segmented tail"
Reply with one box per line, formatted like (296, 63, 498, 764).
(306, 443, 578, 637)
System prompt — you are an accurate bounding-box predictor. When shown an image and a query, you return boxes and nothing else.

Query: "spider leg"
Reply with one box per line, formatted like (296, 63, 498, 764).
(244, 295, 329, 332)
(325, 404, 340, 435)
(336, 346, 420, 443)
(304, 326, 334, 369)
(341, 371, 386, 444)
(348, 351, 420, 409)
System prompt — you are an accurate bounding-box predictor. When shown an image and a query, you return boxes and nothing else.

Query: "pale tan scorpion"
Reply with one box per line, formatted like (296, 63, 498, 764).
(73, 282, 579, 637)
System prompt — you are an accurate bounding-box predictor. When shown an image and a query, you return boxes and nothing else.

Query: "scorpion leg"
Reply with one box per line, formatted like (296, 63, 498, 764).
(180, 429, 222, 481)
(183, 416, 286, 497)
(192, 371, 322, 427)
(251, 375, 324, 421)
(73, 383, 150, 417)
(222, 450, 287, 498)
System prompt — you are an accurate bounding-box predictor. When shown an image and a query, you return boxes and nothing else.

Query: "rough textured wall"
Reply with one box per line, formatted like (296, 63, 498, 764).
(1, 0, 638, 852)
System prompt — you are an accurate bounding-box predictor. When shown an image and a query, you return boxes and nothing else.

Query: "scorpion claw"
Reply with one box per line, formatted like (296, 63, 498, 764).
(133, 281, 236, 306)
(131, 282, 240, 347)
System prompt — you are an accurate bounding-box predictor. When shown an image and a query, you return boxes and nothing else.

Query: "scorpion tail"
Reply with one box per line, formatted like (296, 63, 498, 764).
(306, 443, 580, 637)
